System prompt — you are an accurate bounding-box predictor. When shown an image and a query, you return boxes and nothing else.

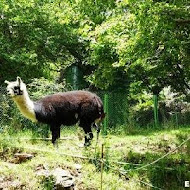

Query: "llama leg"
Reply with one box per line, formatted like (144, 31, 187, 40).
(50, 124, 61, 145)
(79, 120, 93, 146)
(84, 127, 93, 147)
(93, 123, 101, 142)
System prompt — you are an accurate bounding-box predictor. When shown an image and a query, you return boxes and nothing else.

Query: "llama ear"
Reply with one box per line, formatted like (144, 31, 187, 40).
(4, 80, 10, 85)
(17, 76, 22, 86)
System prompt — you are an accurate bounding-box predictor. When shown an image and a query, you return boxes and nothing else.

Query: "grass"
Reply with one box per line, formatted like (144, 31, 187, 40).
(0, 125, 190, 189)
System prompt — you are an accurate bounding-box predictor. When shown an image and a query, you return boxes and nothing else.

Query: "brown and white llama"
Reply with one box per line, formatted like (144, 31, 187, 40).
(5, 77, 105, 146)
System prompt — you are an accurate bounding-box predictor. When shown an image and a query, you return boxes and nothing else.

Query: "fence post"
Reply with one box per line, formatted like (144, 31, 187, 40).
(103, 93, 108, 135)
(100, 144, 104, 190)
(153, 94, 159, 127)
(175, 112, 179, 127)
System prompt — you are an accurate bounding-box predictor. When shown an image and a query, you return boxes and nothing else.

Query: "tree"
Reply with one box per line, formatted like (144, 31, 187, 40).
(0, 0, 51, 81)
(1, 0, 189, 96)
(86, 0, 190, 94)
(0, 0, 88, 83)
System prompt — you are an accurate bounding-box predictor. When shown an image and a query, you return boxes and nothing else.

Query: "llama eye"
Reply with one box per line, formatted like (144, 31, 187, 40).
(14, 86, 19, 90)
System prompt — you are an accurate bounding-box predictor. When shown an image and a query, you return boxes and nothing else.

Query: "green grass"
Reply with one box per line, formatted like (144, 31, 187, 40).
(0, 125, 190, 189)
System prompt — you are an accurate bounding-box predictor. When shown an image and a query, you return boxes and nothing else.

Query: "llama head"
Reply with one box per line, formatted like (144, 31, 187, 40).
(5, 77, 27, 98)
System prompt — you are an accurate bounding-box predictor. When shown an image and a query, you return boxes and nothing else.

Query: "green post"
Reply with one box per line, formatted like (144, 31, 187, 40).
(103, 93, 108, 135)
(175, 112, 179, 127)
(153, 94, 159, 127)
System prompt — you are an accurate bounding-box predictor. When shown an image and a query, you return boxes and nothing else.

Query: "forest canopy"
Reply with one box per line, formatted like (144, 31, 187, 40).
(0, 0, 189, 94)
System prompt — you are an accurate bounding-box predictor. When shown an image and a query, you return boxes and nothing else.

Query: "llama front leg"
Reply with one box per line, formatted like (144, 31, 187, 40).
(79, 120, 93, 146)
(84, 127, 93, 147)
(93, 123, 101, 141)
(50, 124, 61, 146)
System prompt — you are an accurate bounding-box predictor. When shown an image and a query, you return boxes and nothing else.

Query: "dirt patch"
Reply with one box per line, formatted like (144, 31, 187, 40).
(10, 153, 34, 164)
(0, 176, 24, 190)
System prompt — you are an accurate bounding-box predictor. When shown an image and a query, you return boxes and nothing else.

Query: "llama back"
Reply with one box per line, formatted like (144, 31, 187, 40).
(33, 91, 104, 125)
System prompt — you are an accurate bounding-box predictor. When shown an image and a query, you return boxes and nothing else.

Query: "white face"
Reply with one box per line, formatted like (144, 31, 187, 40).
(5, 77, 26, 98)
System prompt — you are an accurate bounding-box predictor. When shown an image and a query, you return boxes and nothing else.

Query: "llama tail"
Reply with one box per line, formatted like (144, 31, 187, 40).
(94, 95, 106, 122)
(94, 95, 106, 143)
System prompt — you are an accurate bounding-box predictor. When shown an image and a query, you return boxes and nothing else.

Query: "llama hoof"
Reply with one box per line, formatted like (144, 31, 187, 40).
(84, 141, 91, 147)
(53, 143, 59, 149)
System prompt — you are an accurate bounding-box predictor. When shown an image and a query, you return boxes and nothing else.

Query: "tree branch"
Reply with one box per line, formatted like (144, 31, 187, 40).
(175, 19, 190, 24)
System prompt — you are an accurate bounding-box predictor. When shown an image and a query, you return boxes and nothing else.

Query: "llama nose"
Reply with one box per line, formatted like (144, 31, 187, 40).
(7, 90, 11, 95)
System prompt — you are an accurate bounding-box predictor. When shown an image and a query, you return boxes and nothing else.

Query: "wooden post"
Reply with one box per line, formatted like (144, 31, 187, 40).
(100, 144, 104, 190)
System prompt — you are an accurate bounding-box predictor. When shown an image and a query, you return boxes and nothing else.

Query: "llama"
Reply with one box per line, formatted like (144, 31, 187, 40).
(5, 77, 105, 146)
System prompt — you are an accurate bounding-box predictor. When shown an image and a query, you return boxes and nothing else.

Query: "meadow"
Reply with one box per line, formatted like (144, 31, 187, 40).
(0, 125, 189, 190)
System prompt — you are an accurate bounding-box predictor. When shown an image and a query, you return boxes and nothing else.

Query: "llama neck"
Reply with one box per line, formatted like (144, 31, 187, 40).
(13, 91, 37, 122)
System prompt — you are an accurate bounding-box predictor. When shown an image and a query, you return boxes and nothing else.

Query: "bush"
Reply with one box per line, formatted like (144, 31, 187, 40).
(128, 87, 190, 127)
(28, 77, 69, 100)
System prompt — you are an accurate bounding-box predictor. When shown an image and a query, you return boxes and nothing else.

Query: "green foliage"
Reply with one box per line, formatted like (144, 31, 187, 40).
(28, 77, 68, 100)
(0, 0, 88, 83)
(0, 0, 51, 80)
(1, 0, 189, 95)
(40, 175, 55, 190)
(86, 0, 190, 93)
(148, 157, 190, 190)
(75, 0, 116, 25)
